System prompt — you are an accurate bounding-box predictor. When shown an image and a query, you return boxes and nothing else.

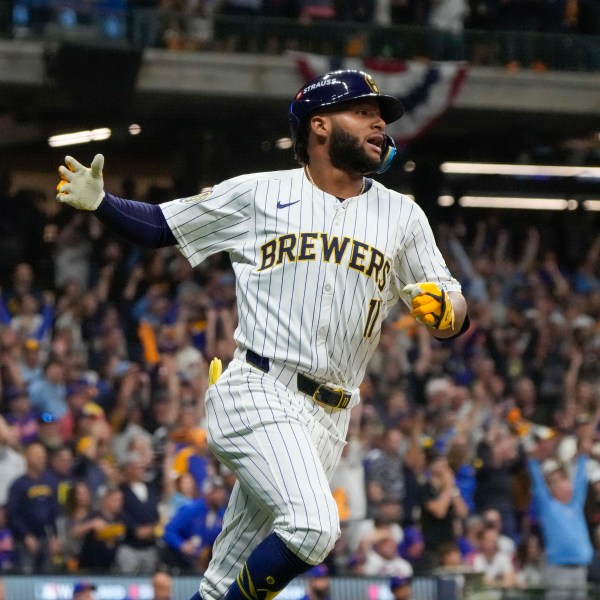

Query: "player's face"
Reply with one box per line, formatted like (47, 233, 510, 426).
(327, 100, 386, 174)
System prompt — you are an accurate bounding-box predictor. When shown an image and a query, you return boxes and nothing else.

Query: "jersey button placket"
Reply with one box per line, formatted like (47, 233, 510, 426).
(315, 207, 339, 373)
(325, 206, 344, 301)
(319, 275, 334, 343)
(333, 202, 346, 227)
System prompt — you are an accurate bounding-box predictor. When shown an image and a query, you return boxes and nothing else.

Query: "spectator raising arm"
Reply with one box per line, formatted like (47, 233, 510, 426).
(527, 440, 592, 600)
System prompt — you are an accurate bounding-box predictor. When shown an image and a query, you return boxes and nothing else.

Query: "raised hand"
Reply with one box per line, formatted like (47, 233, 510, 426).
(56, 154, 105, 210)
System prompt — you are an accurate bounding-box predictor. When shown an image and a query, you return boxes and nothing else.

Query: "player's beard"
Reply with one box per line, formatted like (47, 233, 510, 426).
(328, 124, 382, 175)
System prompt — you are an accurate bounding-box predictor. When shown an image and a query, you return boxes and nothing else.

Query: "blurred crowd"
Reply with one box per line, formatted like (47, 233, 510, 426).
(140, 0, 600, 71)
(27, 0, 600, 34)
(2, 181, 600, 599)
(9, 0, 600, 69)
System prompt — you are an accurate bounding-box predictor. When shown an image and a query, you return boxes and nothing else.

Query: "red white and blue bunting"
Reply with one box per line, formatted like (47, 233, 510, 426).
(291, 52, 469, 146)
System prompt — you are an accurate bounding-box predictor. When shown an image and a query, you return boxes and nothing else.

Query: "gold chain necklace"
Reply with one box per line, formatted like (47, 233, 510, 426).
(304, 165, 365, 196)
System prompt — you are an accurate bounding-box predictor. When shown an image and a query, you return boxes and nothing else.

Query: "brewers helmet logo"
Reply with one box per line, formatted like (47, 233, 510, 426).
(364, 74, 379, 94)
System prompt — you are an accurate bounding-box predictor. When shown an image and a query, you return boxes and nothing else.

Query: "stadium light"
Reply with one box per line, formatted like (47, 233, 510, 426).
(455, 196, 578, 210)
(440, 162, 600, 179)
(48, 128, 112, 148)
(437, 195, 455, 206)
(583, 200, 600, 211)
(275, 137, 293, 150)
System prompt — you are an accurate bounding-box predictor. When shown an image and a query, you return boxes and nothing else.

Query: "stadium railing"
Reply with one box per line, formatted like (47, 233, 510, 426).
(3, 5, 600, 73)
(5, 573, 600, 600)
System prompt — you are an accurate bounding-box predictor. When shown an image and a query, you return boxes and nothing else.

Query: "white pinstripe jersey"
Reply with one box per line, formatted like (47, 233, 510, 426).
(161, 167, 461, 389)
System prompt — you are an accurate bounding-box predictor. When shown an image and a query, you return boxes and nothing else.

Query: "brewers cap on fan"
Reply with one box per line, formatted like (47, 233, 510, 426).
(73, 581, 96, 598)
(390, 575, 412, 590)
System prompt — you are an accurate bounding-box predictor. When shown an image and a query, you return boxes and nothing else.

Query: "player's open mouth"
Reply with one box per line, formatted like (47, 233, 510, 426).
(366, 133, 384, 155)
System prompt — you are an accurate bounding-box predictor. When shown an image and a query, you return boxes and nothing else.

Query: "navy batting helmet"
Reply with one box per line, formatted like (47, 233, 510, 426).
(288, 70, 404, 173)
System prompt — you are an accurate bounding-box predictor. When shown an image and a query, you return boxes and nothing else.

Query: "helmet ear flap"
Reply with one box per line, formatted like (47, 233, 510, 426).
(375, 134, 397, 174)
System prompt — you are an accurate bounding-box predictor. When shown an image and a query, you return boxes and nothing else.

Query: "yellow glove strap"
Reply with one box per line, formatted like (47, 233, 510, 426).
(404, 282, 455, 330)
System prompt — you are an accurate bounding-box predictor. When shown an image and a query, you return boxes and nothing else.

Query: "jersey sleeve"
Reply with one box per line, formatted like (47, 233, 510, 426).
(395, 200, 461, 298)
(160, 175, 255, 267)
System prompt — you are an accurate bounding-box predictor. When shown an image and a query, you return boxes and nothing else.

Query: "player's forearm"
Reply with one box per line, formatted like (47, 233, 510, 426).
(95, 193, 177, 248)
(57, 154, 174, 249)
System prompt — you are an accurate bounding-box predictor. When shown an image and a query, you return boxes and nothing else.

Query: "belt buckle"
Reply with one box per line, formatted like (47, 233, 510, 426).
(313, 384, 350, 410)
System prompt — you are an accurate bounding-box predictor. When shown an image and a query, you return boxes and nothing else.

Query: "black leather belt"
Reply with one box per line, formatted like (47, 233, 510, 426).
(246, 350, 351, 410)
(246, 349, 271, 372)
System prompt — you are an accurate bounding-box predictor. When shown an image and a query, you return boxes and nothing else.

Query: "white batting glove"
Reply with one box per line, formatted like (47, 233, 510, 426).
(56, 154, 105, 210)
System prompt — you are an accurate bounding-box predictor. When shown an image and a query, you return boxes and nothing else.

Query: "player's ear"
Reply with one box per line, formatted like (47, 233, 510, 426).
(310, 114, 330, 140)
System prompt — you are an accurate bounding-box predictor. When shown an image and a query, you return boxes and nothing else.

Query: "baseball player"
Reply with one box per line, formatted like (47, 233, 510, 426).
(56, 69, 468, 600)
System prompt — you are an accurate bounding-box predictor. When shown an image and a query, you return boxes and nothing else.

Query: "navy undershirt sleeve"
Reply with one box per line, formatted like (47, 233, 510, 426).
(94, 192, 177, 248)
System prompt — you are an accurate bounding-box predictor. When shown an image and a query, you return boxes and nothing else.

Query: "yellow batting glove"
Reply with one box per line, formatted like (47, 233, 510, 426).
(208, 357, 222, 386)
(403, 282, 455, 330)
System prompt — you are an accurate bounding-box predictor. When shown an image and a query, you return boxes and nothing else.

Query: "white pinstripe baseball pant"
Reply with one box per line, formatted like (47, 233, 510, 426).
(199, 355, 356, 600)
